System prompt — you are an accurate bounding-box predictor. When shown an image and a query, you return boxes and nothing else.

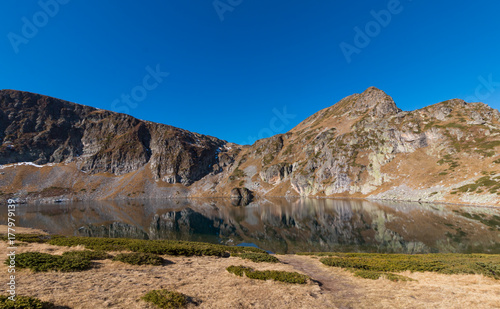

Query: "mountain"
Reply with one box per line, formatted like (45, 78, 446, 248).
(0, 89, 233, 185)
(1, 87, 500, 206)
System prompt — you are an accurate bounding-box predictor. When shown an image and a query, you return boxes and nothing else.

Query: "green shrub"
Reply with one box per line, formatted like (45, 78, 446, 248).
(141, 290, 188, 308)
(7, 252, 92, 272)
(227, 265, 252, 276)
(455, 176, 500, 194)
(230, 168, 246, 180)
(49, 237, 133, 251)
(48, 236, 264, 257)
(113, 252, 164, 266)
(0, 295, 55, 309)
(62, 250, 111, 260)
(226, 265, 308, 284)
(247, 270, 308, 284)
(235, 253, 279, 263)
(478, 140, 500, 150)
(0, 234, 50, 244)
(317, 253, 500, 279)
(353, 270, 382, 280)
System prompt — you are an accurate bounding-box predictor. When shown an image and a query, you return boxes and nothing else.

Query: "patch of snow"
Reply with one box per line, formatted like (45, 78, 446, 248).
(0, 162, 55, 169)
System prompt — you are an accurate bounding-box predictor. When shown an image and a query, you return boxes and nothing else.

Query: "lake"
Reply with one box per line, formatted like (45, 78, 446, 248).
(2, 198, 500, 254)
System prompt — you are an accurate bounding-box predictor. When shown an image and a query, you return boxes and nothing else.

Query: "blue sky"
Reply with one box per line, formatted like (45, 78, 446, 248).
(1, 0, 500, 145)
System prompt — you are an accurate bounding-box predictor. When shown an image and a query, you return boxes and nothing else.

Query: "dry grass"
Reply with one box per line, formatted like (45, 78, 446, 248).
(0, 225, 47, 235)
(1, 237, 499, 308)
(0, 241, 331, 309)
(284, 255, 500, 309)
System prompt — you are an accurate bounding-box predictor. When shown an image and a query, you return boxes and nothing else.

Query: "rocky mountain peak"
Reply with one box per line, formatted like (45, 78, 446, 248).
(289, 87, 403, 134)
(350, 86, 401, 118)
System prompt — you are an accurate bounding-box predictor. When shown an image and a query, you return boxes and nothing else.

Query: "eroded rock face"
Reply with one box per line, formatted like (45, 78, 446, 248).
(0, 90, 229, 185)
(260, 163, 293, 184)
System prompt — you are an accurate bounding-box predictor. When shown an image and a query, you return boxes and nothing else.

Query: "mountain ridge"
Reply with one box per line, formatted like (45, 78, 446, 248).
(2, 87, 500, 206)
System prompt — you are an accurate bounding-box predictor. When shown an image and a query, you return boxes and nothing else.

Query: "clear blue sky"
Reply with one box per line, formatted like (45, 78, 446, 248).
(1, 0, 500, 145)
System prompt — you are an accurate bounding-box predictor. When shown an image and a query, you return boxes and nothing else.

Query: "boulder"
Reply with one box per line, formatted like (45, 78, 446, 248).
(230, 187, 253, 206)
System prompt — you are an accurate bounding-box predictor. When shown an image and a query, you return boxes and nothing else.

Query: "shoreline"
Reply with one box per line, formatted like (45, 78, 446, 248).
(6, 194, 500, 209)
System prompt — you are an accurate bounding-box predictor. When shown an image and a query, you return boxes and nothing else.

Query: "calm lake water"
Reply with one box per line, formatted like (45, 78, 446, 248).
(3, 198, 500, 254)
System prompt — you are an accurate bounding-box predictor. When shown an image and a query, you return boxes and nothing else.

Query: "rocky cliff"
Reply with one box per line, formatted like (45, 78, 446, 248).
(0, 89, 233, 185)
(2, 87, 500, 206)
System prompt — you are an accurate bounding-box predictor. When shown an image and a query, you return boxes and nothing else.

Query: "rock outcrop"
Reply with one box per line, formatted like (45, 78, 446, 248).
(230, 187, 253, 206)
(260, 163, 293, 184)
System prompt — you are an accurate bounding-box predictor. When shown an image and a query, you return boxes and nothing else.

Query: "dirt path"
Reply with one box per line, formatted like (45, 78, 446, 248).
(278, 255, 362, 308)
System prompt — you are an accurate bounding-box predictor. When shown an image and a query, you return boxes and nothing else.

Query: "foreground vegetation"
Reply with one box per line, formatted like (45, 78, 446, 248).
(0, 295, 56, 309)
(298, 252, 500, 280)
(113, 252, 165, 266)
(2, 234, 282, 276)
(226, 265, 309, 284)
(47, 235, 264, 256)
(232, 252, 280, 263)
(141, 290, 188, 309)
(5, 250, 111, 272)
(2, 234, 267, 257)
(7, 252, 93, 272)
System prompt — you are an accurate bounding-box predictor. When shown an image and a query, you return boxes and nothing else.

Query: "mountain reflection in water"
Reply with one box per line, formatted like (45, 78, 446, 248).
(3, 198, 500, 254)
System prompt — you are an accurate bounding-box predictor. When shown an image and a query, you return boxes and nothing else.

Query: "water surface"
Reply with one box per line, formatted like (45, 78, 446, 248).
(2, 198, 500, 254)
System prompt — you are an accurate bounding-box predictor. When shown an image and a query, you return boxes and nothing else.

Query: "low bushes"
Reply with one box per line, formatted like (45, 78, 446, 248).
(62, 250, 111, 260)
(0, 234, 52, 244)
(452, 175, 500, 195)
(317, 253, 500, 280)
(9, 252, 92, 272)
(0, 295, 56, 309)
(2, 234, 266, 258)
(113, 252, 164, 266)
(47, 236, 265, 257)
(226, 265, 308, 284)
(4, 250, 110, 272)
(141, 289, 188, 308)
